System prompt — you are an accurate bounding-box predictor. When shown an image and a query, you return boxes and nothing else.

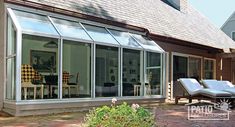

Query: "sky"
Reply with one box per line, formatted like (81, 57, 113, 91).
(188, 0, 235, 28)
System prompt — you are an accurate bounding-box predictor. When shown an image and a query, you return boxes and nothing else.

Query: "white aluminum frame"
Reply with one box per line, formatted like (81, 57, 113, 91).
(7, 8, 22, 102)
(5, 13, 16, 101)
(144, 51, 163, 96)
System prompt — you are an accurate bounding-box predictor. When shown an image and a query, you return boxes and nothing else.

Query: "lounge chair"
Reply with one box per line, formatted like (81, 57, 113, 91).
(175, 78, 232, 104)
(202, 80, 235, 96)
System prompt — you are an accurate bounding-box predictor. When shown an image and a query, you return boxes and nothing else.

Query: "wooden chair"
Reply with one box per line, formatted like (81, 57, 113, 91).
(62, 71, 80, 97)
(146, 71, 152, 95)
(62, 71, 71, 97)
(21, 64, 44, 100)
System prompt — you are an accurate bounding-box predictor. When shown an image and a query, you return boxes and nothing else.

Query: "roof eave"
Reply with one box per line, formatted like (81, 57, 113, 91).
(149, 33, 224, 53)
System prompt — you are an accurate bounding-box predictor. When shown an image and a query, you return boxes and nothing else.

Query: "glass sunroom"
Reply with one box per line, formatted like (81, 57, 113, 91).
(5, 8, 165, 102)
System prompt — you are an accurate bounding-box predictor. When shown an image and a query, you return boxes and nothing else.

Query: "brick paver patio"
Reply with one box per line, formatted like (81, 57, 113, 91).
(0, 103, 234, 127)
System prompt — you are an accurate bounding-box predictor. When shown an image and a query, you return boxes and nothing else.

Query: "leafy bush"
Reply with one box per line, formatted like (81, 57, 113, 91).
(83, 98, 155, 127)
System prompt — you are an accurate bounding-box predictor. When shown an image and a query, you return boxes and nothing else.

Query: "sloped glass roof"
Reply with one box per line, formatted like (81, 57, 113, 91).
(108, 29, 142, 49)
(131, 34, 164, 53)
(13, 10, 59, 36)
(82, 24, 119, 45)
(10, 9, 164, 52)
(50, 17, 92, 41)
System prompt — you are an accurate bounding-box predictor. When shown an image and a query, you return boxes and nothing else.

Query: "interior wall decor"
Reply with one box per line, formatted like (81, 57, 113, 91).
(30, 50, 56, 73)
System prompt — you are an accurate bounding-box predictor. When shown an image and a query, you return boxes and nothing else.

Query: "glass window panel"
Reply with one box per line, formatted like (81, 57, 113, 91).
(147, 52, 161, 67)
(22, 34, 59, 100)
(6, 58, 16, 100)
(204, 59, 215, 79)
(51, 18, 92, 41)
(188, 57, 201, 81)
(132, 34, 164, 52)
(122, 49, 141, 96)
(95, 45, 119, 97)
(13, 10, 58, 36)
(232, 32, 235, 41)
(82, 24, 119, 45)
(146, 52, 162, 95)
(109, 29, 142, 48)
(146, 68, 161, 95)
(63, 40, 91, 98)
(7, 16, 16, 56)
(173, 56, 188, 81)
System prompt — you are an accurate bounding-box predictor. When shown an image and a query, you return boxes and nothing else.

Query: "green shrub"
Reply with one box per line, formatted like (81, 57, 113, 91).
(83, 98, 155, 127)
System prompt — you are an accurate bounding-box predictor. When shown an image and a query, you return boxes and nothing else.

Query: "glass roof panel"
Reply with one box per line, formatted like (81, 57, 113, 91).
(13, 10, 58, 36)
(109, 29, 142, 48)
(82, 24, 119, 45)
(132, 34, 164, 52)
(51, 18, 92, 41)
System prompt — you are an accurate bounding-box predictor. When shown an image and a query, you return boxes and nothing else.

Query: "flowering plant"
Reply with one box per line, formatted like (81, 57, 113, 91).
(83, 98, 155, 127)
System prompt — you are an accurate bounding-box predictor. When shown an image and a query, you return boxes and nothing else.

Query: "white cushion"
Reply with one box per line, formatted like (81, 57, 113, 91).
(178, 78, 203, 95)
(223, 88, 235, 96)
(198, 89, 231, 97)
(202, 80, 226, 90)
(219, 81, 235, 88)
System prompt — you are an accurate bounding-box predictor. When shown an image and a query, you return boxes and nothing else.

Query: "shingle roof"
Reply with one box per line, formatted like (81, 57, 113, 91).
(22, 0, 235, 52)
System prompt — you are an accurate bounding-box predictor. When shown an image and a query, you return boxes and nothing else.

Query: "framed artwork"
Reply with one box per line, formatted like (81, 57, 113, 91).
(30, 50, 56, 73)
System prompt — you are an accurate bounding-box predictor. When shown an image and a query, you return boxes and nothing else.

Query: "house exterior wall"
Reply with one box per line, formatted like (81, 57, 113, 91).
(221, 12, 235, 84)
(222, 21, 235, 39)
(0, 0, 5, 110)
(216, 57, 233, 82)
(156, 40, 235, 82)
(221, 12, 235, 40)
(153, 40, 220, 99)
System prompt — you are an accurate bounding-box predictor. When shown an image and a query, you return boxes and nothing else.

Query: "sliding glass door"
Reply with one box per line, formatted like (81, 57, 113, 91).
(172, 55, 202, 97)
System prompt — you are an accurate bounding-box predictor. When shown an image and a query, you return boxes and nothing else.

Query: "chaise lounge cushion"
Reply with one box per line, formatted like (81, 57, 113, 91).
(198, 89, 231, 97)
(202, 80, 235, 96)
(202, 80, 227, 90)
(223, 89, 235, 96)
(218, 81, 235, 88)
(178, 78, 203, 96)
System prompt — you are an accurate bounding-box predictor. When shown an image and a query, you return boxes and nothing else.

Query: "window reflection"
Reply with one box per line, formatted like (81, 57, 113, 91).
(62, 40, 91, 98)
(204, 59, 215, 79)
(146, 52, 161, 95)
(82, 24, 119, 45)
(122, 49, 141, 96)
(21, 35, 59, 100)
(95, 45, 118, 97)
(51, 18, 92, 41)
(14, 10, 58, 36)
(6, 16, 16, 100)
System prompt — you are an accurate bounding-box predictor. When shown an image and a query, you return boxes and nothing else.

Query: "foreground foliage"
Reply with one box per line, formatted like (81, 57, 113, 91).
(84, 99, 155, 127)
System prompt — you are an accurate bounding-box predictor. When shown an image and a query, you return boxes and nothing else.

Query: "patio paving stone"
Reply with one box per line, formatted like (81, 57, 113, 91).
(0, 103, 234, 127)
